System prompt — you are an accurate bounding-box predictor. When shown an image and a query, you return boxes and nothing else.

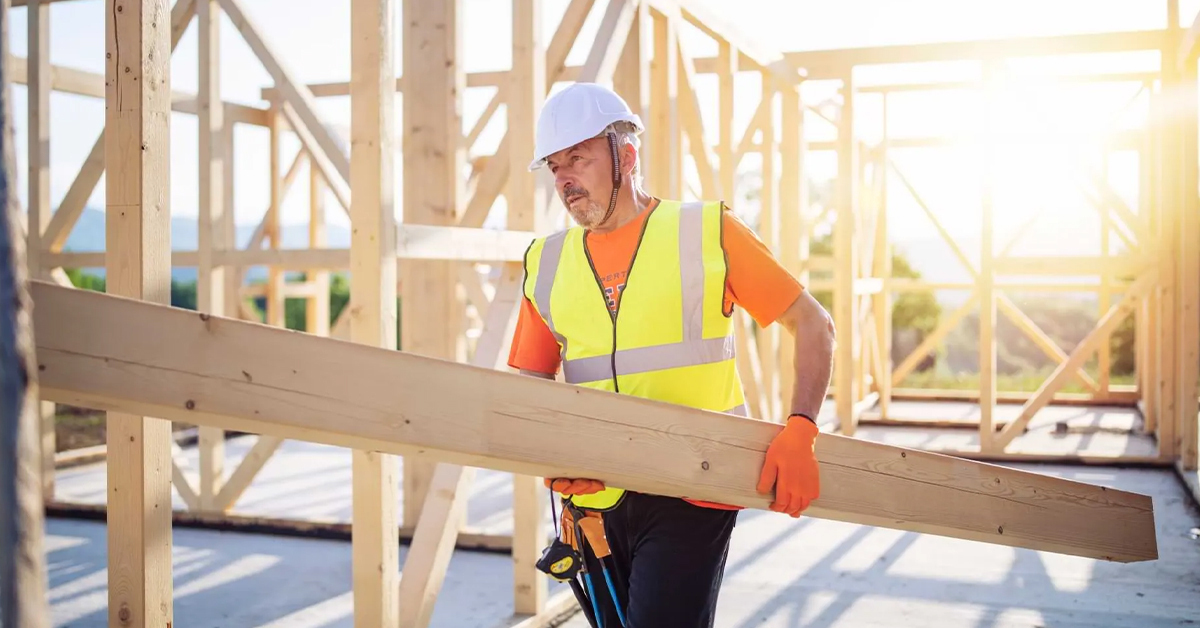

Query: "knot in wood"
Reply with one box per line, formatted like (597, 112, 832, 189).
(185, 400, 195, 410)
(701, 461, 710, 471)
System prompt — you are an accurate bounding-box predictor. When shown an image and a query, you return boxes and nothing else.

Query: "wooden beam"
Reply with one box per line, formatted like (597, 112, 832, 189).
(992, 271, 1157, 451)
(992, 255, 1153, 276)
(1175, 54, 1200, 470)
(455, 0, 595, 229)
(401, 0, 464, 530)
(39, 0, 195, 255)
(9, 56, 269, 126)
(307, 171, 331, 336)
(42, 225, 535, 269)
(508, 0, 548, 616)
(613, 0, 650, 151)
(196, 0, 226, 511)
(104, 0, 174, 624)
(25, 0, 48, 281)
(979, 62, 998, 452)
(396, 270, 523, 628)
(31, 281, 1160, 563)
(278, 101, 351, 211)
(396, 225, 535, 261)
(676, 37, 720, 200)
(649, 8, 680, 197)
(25, 0, 57, 503)
(996, 294, 1100, 393)
(778, 84, 802, 412)
(891, 290, 980, 386)
(660, 0, 803, 87)
(834, 72, 858, 434)
(349, 0, 400, 625)
(211, 434, 283, 511)
(786, 30, 1170, 73)
(217, 0, 349, 183)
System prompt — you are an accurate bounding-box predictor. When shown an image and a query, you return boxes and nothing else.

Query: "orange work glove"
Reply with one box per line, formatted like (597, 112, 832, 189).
(544, 477, 606, 495)
(756, 415, 820, 517)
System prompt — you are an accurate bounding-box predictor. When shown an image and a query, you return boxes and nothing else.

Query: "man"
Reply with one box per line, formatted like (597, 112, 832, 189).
(509, 82, 835, 628)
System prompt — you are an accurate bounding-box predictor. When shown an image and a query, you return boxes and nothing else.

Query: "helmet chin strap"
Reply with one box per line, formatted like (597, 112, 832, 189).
(600, 132, 622, 226)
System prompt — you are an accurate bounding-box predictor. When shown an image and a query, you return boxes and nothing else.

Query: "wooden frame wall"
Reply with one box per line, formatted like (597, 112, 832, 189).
(10, 0, 1199, 624)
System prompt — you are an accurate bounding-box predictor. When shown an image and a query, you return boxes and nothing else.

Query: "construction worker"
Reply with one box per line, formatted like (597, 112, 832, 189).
(509, 82, 834, 628)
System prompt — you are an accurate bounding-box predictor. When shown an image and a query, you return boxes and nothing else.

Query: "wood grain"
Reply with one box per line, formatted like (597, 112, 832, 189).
(31, 281, 1159, 563)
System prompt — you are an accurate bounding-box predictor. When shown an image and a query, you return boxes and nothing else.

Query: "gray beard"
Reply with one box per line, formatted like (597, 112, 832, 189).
(567, 198, 605, 229)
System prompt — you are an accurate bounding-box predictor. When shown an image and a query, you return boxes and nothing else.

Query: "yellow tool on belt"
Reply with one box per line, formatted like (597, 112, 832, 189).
(536, 495, 627, 628)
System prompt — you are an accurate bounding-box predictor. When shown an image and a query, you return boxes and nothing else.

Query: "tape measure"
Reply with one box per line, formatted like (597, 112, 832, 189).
(536, 538, 582, 581)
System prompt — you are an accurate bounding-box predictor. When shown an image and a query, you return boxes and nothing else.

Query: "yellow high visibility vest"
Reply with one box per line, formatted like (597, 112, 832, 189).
(522, 199, 747, 511)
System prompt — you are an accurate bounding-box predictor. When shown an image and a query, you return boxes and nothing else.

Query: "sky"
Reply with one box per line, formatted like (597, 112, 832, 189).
(6, 0, 1198, 251)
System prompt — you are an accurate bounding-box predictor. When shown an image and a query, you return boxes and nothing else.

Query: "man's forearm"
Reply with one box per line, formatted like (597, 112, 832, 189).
(788, 313, 835, 422)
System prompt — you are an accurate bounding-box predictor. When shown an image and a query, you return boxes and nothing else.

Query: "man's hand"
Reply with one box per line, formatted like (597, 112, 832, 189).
(544, 477, 606, 495)
(756, 416, 820, 517)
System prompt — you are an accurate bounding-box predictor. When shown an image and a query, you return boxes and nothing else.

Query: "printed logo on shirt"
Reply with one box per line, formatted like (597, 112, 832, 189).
(604, 283, 626, 312)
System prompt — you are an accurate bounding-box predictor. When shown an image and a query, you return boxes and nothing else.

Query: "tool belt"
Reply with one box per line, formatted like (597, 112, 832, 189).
(560, 503, 610, 558)
(536, 495, 628, 628)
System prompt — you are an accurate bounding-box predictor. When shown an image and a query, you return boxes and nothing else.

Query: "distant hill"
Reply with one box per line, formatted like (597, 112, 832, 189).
(60, 207, 351, 282)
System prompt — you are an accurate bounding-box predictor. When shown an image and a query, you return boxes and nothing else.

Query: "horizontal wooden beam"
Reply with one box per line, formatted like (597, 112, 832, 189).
(648, 0, 804, 86)
(42, 226, 534, 268)
(854, 72, 1158, 94)
(787, 30, 1169, 74)
(31, 281, 1159, 563)
(9, 56, 269, 126)
(993, 255, 1153, 277)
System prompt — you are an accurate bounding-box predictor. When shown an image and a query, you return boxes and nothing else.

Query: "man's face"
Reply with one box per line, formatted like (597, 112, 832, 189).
(546, 136, 619, 229)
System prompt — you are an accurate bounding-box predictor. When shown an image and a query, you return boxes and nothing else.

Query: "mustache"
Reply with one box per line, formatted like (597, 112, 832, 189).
(563, 185, 589, 201)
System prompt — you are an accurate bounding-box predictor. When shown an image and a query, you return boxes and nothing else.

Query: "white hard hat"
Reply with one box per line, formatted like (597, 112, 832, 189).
(528, 82, 644, 171)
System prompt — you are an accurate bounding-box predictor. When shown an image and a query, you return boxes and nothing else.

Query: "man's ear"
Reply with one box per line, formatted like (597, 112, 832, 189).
(620, 141, 639, 177)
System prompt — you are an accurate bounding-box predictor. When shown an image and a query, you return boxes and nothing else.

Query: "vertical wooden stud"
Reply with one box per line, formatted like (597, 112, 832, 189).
(613, 1, 649, 140)
(308, 169, 330, 336)
(1176, 55, 1199, 470)
(266, 105, 285, 327)
(401, 0, 464, 528)
(1159, 57, 1181, 459)
(104, 0, 174, 624)
(510, 0, 547, 615)
(1142, 89, 1160, 433)
(779, 83, 802, 411)
(979, 61, 998, 452)
(833, 71, 858, 435)
(26, 0, 55, 503)
(350, 0, 400, 625)
(717, 41, 736, 206)
(875, 95, 892, 419)
(649, 10, 679, 198)
(197, 0, 225, 511)
(759, 79, 780, 418)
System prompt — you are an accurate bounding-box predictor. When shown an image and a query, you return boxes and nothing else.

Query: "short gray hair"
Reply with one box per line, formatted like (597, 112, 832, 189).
(601, 121, 642, 181)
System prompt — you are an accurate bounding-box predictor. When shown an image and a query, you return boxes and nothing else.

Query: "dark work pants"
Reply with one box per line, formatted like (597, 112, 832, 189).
(571, 491, 738, 628)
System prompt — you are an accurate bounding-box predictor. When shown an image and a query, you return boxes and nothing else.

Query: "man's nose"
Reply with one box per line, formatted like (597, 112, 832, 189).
(556, 174, 576, 190)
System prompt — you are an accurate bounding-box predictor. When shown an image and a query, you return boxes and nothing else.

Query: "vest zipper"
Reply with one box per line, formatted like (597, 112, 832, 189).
(582, 207, 656, 393)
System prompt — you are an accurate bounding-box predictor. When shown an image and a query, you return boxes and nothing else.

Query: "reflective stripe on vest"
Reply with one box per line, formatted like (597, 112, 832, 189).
(523, 199, 747, 511)
(532, 201, 730, 385)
